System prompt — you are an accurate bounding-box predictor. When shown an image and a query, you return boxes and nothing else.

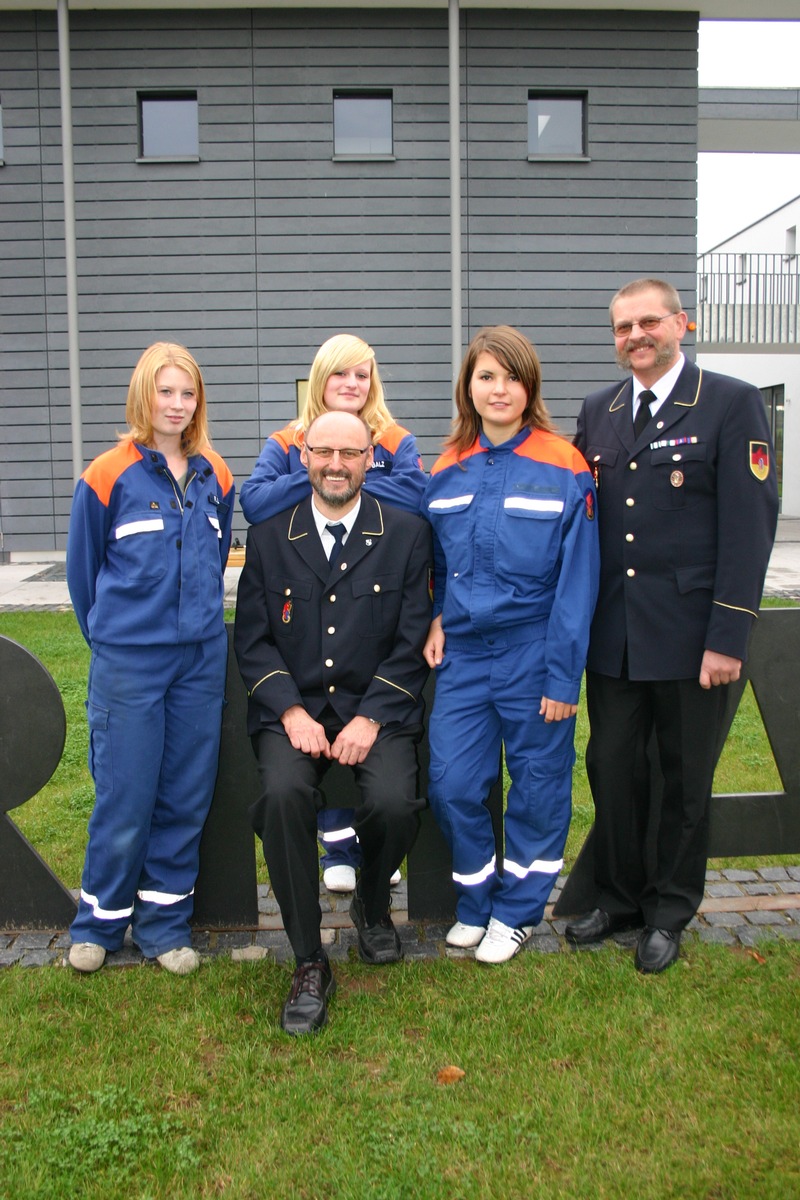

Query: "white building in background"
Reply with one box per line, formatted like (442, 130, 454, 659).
(697, 194, 800, 516)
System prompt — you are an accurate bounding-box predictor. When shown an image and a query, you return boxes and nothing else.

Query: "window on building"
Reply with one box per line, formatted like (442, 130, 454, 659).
(333, 91, 393, 158)
(528, 92, 586, 159)
(138, 92, 199, 160)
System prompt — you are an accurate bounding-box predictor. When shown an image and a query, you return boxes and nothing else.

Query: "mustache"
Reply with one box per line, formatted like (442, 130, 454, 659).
(624, 338, 655, 353)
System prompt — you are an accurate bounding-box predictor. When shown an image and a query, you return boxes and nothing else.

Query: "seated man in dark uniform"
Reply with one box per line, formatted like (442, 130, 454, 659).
(234, 410, 432, 1035)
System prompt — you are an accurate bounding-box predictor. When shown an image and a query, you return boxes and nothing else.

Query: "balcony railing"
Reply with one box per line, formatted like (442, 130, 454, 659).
(696, 253, 800, 345)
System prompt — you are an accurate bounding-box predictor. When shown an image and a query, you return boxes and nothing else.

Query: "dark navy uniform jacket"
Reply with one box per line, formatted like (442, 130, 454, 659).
(234, 492, 433, 736)
(575, 358, 779, 681)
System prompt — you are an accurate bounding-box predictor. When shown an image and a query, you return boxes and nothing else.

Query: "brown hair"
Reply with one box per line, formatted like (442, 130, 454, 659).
(446, 325, 555, 456)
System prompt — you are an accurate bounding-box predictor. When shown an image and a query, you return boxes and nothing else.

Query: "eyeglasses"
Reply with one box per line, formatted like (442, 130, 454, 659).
(305, 446, 370, 461)
(612, 313, 678, 338)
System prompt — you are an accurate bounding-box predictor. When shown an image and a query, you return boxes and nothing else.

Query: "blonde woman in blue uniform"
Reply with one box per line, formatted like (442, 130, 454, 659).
(423, 326, 599, 963)
(240, 333, 426, 892)
(67, 343, 234, 975)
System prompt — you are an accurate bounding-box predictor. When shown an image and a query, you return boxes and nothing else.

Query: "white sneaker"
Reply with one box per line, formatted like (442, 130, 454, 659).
(446, 921, 486, 948)
(474, 918, 533, 964)
(323, 865, 356, 893)
(389, 869, 402, 887)
(69, 942, 106, 973)
(157, 947, 200, 975)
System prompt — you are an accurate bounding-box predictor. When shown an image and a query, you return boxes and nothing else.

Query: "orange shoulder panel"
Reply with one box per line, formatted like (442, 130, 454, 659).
(430, 437, 484, 476)
(514, 430, 591, 476)
(202, 448, 235, 494)
(376, 423, 410, 455)
(271, 421, 303, 453)
(81, 442, 142, 508)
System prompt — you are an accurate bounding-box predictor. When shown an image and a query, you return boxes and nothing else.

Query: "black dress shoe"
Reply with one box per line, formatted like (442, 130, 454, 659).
(565, 907, 639, 945)
(349, 893, 403, 964)
(635, 927, 681, 974)
(280, 959, 336, 1035)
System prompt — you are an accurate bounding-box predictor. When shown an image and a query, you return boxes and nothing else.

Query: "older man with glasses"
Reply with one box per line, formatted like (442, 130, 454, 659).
(565, 278, 779, 974)
(235, 410, 432, 1034)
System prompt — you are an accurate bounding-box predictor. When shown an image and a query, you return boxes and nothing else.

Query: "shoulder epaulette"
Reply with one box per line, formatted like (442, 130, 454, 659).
(514, 430, 591, 476)
(81, 442, 143, 508)
(201, 447, 235, 494)
(431, 437, 485, 475)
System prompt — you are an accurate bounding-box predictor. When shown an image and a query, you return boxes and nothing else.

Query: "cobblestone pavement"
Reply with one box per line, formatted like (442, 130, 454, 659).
(4, 867, 800, 969)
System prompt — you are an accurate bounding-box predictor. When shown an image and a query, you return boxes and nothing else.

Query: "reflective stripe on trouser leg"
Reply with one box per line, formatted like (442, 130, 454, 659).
(427, 653, 504, 928)
(70, 634, 226, 956)
(317, 806, 361, 869)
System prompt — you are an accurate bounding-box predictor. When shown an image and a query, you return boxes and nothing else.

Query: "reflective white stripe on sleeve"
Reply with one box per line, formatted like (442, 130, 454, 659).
(502, 857, 563, 880)
(115, 518, 165, 539)
(452, 855, 496, 887)
(320, 827, 357, 844)
(137, 887, 194, 907)
(428, 494, 475, 510)
(503, 497, 564, 514)
(80, 889, 134, 921)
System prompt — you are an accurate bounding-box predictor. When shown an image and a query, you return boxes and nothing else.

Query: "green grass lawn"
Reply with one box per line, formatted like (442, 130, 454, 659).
(2, 610, 800, 1199)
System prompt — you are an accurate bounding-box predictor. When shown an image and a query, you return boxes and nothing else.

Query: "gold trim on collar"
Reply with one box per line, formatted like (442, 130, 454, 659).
(359, 499, 385, 538)
(675, 367, 702, 408)
(608, 384, 628, 413)
(287, 505, 309, 541)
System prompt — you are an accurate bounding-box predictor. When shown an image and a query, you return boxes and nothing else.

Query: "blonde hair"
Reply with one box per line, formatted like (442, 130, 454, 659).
(293, 333, 394, 449)
(447, 325, 555, 456)
(122, 343, 211, 456)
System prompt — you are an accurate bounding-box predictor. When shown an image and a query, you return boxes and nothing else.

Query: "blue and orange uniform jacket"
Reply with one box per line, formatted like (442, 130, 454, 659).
(239, 420, 426, 524)
(67, 440, 235, 647)
(424, 426, 600, 706)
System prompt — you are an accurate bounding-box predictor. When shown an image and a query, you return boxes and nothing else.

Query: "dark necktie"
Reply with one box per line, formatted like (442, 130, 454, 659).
(326, 523, 346, 567)
(633, 389, 656, 439)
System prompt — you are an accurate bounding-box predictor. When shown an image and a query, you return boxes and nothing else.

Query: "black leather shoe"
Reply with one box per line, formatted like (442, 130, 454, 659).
(349, 893, 403, 964)
(565, 907, 640, 945)
(280, 959, 336, 1035)
(635, 927, 681, 974)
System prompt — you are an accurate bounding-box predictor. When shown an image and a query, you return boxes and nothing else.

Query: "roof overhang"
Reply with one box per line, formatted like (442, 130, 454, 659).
(1, 0, 798, 15)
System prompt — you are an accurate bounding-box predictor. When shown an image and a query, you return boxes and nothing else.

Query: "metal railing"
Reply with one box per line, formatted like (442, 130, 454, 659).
(697, 252, 800, 344)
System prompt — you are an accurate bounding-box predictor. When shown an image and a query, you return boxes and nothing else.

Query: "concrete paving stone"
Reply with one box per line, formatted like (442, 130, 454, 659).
(737, 926, 779, 946)
(19, 949, 59, 967)
(13, 932, 55, 949)
(705, 869, 722, 881)
(698, 927, 737, 945)
(706, 883, 745, 898)
(444, 946, 474, 959)
(548, 919, 571, 935)
(744, 910, 789, 925)
(257, 898, 282, 915)
(0, 934, 14, 949)
(686, 917, 705, 931)
(529, 920, 552, 936)
(610, 930, 640, 948)
(0, 948, 24, 966)
(402, 942, 440, 960)
(326, 943, 353, 962)
(742, 883, 779, 895)
(213, 931, 256, 950)
(191, 932, 211, 950)
(758, 867, 790, 881)
(397, 924, 420, 945)
(787, 867, 800, 881)
(777, 881, 800, 894)
(775, 926, 800, 942)
(254, 930, 292, 951)
(784, 909, 800, 922)
(418, 922, 452, 942)
(721, 869, 758, 882)
(526, 935, 562, 954)
(705, 911, 748, 927)
(104, 947, 145, 968)
(53, 933, 71, 949)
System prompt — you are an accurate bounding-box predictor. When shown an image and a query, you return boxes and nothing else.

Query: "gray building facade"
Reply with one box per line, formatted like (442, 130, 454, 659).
(0, 5, 699, 549)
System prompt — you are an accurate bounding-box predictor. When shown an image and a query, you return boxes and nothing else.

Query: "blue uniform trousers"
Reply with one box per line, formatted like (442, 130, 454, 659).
(70, 632, 227, 957)
(317, 807, 362, 870)
(428, 633, 575, 930)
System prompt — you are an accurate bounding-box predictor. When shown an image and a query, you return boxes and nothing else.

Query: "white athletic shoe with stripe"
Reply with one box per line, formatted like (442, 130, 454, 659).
(446, 921, 486, 948)
(474, 918, 533, 963)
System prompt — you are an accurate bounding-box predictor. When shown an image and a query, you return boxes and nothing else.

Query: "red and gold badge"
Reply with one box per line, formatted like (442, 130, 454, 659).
(584, 489, 595, 521)
(281, 600, 293, 624)
(749, 441, 770, 482)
